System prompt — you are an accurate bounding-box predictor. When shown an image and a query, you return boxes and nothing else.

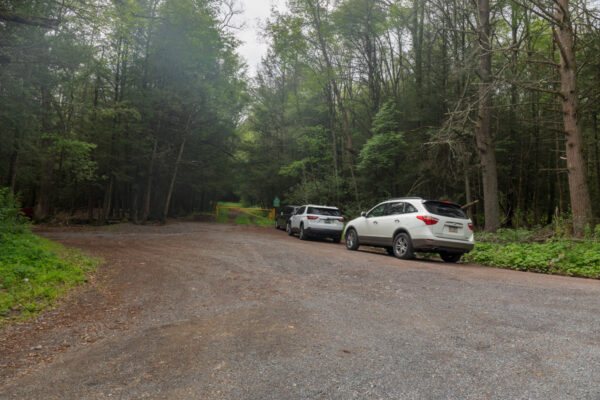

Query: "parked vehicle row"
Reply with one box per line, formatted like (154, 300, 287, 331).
(274, 197, 474, 263)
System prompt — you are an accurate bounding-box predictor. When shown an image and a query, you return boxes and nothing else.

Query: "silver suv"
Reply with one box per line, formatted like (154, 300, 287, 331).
(343, 198, 474, 262)
(288, 205, 344, 242)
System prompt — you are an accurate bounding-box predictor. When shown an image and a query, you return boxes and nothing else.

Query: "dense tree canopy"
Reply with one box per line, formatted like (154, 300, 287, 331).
(238, 0, 600, 235)
(1, 0, 245, 222)
(1, 0, 599, 235)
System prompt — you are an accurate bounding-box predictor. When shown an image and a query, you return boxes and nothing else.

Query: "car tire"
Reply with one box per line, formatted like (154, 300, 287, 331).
(393, 233, 414, 259)
(345, 228, 359, 250)
(299, 224, 308, 240)
(385, 247, 394, 256)
(286, 222, 293, 236)
(440, 252, 462, 263)
(332, 236, 341, 243)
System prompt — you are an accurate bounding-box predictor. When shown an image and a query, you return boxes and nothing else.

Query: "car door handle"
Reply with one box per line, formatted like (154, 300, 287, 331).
(373, 221, 378, 224)
(394, 220, 399, 223)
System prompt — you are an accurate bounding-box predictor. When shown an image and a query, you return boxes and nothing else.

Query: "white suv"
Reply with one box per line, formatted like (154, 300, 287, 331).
(343, 198, 474, 262)
(288, 205, 344, 242)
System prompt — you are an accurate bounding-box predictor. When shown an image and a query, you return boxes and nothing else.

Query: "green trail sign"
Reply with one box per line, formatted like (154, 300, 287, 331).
(273, 197, 280, 207)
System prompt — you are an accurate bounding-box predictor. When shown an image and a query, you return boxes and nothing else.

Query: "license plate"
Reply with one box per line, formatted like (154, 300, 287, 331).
(449, 227, 458, 233)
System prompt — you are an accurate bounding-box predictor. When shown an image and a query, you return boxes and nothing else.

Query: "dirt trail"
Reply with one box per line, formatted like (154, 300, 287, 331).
(1, 222, 599, 399)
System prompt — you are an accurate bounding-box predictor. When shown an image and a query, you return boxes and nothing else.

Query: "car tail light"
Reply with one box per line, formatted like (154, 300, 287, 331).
(468, 223, 473, 231)
(307, 215, 318, 220)
(337, 218, 344, 222)
(417, 215, 439, 225)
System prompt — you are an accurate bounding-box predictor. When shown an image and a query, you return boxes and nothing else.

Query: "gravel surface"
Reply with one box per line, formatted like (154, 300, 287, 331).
(1, 222, 599, 399)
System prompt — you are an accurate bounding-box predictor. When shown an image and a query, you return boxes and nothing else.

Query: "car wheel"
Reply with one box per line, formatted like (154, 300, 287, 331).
(393, 233, 414, 259)
(440, 252, 462, 263)
(385, 247, 394, 256)
(345, 229, 359, 250)
(332, 236, 341, 243)
(299, 224, 308, 240)
(287, 222, 293, 236)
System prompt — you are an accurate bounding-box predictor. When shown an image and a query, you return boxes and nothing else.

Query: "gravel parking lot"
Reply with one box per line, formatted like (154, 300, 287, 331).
(1, 222, 599, 399)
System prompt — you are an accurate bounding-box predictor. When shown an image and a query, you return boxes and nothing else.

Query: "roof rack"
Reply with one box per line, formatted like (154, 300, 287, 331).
(387, 197, 423, 201)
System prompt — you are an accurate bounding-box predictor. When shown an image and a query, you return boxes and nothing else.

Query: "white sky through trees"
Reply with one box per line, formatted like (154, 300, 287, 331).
(231, 0, 288, 76)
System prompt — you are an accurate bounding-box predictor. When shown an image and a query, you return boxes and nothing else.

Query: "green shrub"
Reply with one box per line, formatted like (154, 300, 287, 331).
(0, 187, 99, 324)
(0, 232, 99, 324)
(465, 229, 600, 279)
(234, 214, 252, 225)
(253, 217, 274, 227)
(0, 188, 28, 235)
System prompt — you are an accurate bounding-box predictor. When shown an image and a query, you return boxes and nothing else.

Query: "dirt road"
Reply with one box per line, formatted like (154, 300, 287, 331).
(1, 222, 600, 399)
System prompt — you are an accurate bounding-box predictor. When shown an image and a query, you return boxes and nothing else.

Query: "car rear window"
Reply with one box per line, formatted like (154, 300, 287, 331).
(423, 201, 467, 219)
(307, 207, 342, 216)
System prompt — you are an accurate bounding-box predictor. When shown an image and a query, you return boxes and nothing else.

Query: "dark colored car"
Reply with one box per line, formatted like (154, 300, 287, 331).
(275, 205, 299, 230)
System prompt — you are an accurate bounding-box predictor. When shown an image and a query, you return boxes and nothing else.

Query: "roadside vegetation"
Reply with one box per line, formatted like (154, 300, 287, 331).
(0, 190, 99, 325)
(464, 226, 600, 279)
(216, 202, 274, 227)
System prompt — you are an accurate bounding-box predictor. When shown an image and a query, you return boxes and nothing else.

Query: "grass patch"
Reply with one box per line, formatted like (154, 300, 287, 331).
(464, 229, 600, 279)
(217, 202, 242, 208)
(0, 231, 100, 325)
(234, 214, 252, 225)
(217, 207, 230, 217)
(216, 214, 229, 223)
(253, 217, 274, 227)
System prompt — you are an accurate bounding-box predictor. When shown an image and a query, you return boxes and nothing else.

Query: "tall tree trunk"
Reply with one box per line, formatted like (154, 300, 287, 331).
(412, 0, 425, 123)
(102, 176, 114, 221)
(593, 113, 600, 196)
(88, 186, 94, 221)
(34, 86, 54, 221)
(554, 0, 593, 236)
(475, 0, 500, 232)
(464, 167, 473, 221)
(325, 84, 340, 204)
(142, 116, 161, 223)
(162, 135, 187, 224)
(7, 148, 18, 195)
(306, 0, 360, 205)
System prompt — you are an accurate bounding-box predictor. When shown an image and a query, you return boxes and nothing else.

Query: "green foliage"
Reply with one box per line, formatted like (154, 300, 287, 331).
(475, 228, 539, 243)
(253, 217, 274, 227)
(464, 229, 600, 279)
(357, 131, 405, 171)
(46, 134, 98, 181)
(0, 0, 245, 222)
(0, 188, 28, 234)
(0, 231, 99, 324)
(0, 191, 98, 323)
(234, 214, 252, 225)
(217, 202, 243, 208)
(2, 0, 600, 231)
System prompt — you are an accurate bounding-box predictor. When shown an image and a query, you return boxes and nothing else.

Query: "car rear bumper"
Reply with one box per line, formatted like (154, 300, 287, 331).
(305, 226, 343, 237)
(412, 238, 474, 253)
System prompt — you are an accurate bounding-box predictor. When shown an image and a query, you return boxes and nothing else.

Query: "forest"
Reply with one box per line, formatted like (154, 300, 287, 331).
(1, 0, 600, 235)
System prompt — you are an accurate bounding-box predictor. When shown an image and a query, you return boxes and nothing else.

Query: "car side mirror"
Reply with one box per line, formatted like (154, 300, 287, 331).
(361, 211, 366, 217)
